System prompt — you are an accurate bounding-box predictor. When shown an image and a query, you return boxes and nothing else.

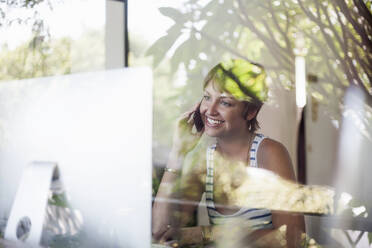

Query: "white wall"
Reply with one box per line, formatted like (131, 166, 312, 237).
(305, 98, 339, 186)
(258, 83, 301, 177)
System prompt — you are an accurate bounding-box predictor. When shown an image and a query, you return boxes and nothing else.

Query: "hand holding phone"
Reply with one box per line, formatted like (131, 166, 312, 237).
(171, 101, 204, 157)
(193, 104, 204, 132)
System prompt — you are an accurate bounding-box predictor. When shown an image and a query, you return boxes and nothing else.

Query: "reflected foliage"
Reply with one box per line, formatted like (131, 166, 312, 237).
(0, 0, 67, 80)
(0, 0, 53, 44)
(0, 37, 72, 80)
(181, 149, 335, 215)
(147, 0, 371, 122)
(0, 0, 53, 27)
(0, 0, 105, 81)
(218, 164, 335, 215)
(165, 143, 371, 247)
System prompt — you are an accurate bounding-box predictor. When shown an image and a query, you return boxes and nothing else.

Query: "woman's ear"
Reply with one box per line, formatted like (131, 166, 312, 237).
(245, 109, 258, 121)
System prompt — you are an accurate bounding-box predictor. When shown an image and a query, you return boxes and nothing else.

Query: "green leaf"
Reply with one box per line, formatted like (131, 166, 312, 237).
(366, 0, 371, 11)
(368, 232, 372, 245)
(158, 7, 184, 22)
(145, 36, 171, 68)
(170, 36, 199, 73)
(145, 23, 182, 68)
(200, 0, 220, 19)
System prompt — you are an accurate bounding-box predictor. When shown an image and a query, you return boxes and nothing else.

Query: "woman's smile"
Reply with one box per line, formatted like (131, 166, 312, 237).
(205, 116, 225, 127)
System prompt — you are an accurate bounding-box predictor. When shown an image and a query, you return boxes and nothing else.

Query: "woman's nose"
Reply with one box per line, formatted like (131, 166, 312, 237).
(206, 101, 219, 116)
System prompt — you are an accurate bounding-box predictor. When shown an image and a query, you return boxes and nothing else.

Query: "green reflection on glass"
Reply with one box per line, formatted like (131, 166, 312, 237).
(211, 59, 268, 104)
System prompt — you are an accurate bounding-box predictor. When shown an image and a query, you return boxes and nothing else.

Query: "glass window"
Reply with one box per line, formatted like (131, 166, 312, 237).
(130, 0, 372, 247)
(0, 0, 105, 81)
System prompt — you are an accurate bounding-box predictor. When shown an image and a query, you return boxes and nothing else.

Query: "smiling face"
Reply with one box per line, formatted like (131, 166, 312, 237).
(200, 81, 255, 139)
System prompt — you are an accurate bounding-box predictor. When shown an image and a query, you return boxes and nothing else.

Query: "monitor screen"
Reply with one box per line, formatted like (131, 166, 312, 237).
(0, 68, 153, 247)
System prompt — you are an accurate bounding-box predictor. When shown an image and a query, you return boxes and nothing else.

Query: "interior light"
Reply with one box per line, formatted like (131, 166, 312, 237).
(295, 56, 306, 108)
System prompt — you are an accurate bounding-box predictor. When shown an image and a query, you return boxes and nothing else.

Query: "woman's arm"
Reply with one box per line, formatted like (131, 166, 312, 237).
(152, 152, 184, 240)
(152, 105, 205, 243)
(152, 150, 206, 245)
(254, 138, 306, 248)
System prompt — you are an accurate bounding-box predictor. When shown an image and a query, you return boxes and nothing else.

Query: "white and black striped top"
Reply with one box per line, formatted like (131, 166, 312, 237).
(205, 134, 273, 229)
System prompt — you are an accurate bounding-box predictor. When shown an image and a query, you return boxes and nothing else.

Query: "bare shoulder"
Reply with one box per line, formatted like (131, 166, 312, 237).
(257, 138, 296, 182)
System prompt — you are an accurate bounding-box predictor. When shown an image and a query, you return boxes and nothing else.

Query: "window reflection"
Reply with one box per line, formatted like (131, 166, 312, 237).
(0, 0, 105, 81)
(130, 0, 371, 247)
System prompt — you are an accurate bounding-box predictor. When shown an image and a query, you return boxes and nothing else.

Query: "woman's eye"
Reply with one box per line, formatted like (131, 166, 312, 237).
(221, 101, 232, 107)
(203, 95, 210, 100)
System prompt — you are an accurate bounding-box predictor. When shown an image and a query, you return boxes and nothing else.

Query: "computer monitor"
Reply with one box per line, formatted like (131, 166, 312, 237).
(0, 68, 153, 247)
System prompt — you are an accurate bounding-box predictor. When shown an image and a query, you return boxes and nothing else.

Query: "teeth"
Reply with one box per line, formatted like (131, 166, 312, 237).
(207, 117, 223, 125)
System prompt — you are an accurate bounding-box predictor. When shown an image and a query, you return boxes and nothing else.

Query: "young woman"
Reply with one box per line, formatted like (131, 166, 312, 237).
(152, 59, 305, 247)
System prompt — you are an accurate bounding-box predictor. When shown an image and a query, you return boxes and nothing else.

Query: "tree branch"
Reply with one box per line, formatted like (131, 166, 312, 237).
(196, 28, 279, 69)
(303, 0, 361, 89)
(335, 0, 372, 52)
(332, 1, 364, 48)
(353, 0, 372, 31)
(236, 0, 292, 71)
(353, 44, 372, 84)
(302, 29, 343, 86)
(261, 18, 293, 63)
(285, 10, 290, 35)
(268, 1, 293, 56)
(343, 31, 371, 94)
(336, 3, 371, 94)
(298, 0, 322, 25)
(332, 0, 372, 73)
(317, 0, 344, 48)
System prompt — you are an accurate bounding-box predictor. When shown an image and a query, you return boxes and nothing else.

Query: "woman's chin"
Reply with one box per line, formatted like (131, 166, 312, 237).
(204, 127, 223, 137)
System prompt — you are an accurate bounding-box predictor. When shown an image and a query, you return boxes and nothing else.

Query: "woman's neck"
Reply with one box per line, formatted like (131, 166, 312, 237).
(216, 131, 255, 162)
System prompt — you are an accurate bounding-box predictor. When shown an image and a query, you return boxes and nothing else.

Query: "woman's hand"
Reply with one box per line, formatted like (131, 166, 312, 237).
(170, 103, 203, 160)
(157, 226, 203, 247)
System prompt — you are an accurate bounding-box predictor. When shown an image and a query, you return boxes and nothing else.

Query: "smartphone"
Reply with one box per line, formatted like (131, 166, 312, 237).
(193, 104, 204, 132)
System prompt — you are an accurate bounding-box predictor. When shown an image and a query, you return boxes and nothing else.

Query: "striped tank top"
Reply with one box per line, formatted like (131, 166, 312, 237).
(205, 134, 273, 229)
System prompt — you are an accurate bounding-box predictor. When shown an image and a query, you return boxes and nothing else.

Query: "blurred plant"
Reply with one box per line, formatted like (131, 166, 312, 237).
(0, 0, 54, 43)
(0, 0, 105, 81)
(0, 37, 71, 80)
(0, 0, 71, 80)
(0, 0, 53, 26)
